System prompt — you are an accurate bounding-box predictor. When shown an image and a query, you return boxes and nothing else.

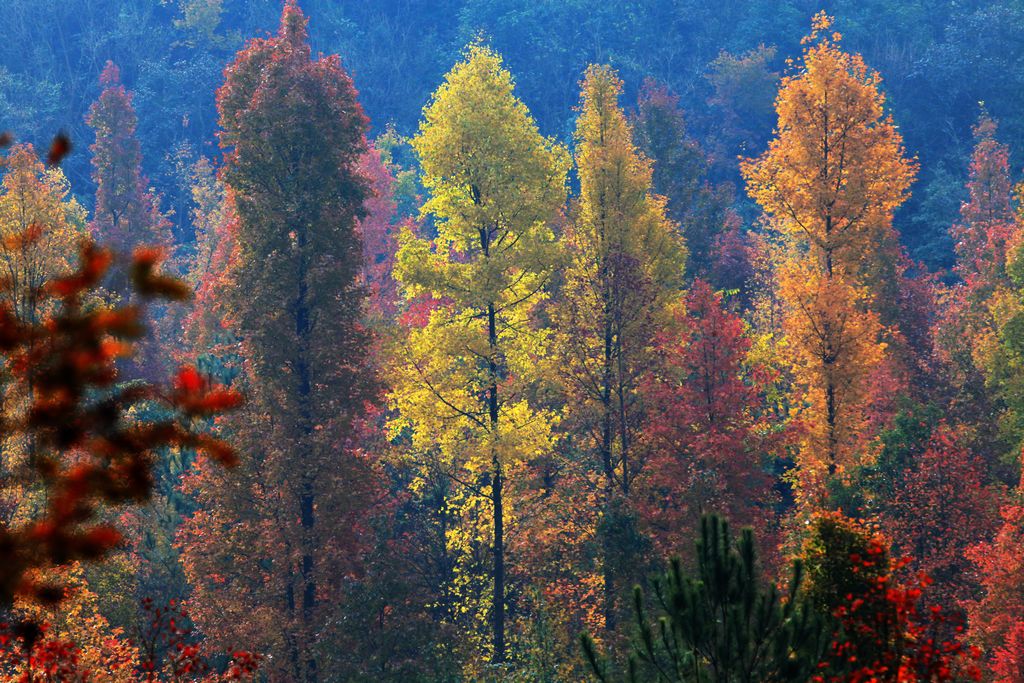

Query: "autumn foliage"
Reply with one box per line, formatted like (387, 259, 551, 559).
(803, 513, 982, 683)
(7, 4, 1024, 682)
(0, 129, 248, 678)
(742, 12, 917, 505)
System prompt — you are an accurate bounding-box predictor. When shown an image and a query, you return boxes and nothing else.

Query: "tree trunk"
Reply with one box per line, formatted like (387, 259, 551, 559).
(601, 298, 617, 634)
(295, 235, 318, 683)
(488, 299, 505, 663)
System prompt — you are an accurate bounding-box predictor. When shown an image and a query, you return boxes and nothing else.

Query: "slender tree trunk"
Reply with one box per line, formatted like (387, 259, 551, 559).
(299, 474, 317, 683)
(492, 456, 505, 663)
(285, 569, 302, 679)
(294, 235, 318, 683)
(823, 216, 837, 480)
(825, 377, 837, 478)
(478, 218, 506, 664)
(488, 300, 505, 663)
(436, 480, 454, 622)
(601, 311, 616, 634)
(601, 500, 616, 635)
(616, 341, 630, 497)
(608, 313, 633, 634)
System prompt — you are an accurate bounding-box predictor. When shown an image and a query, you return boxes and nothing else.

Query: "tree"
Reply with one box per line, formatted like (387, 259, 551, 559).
(991, 621, 1024, 683)
(115, 155, 237, 625)
(357, 144, 403, 320)
(639, 281, 780, 559)
(0, 143, 87, 472)
(552, 63, 686, 634)
(950, 113, 1016, 296)
(741, 13, 916, 505)
(86, 61, 175, 386)
(0, 144, 86, 326)
(802, 512, 981, 682)
(966, 484, 1024, 673)
(181, 155, 237, 367)
(0, 135, 242, 678)
(389, 42, 568, 666)
(4, 563, 138, 682)
(86, 62, 172, 284)
(631, 78, 730, 285)
(705, 46, 779, 174)
(179, 4, 379, 681)
(887, 424, 999, 615)
(937, 113, 1024, 471)
(582, 515, 828, 683)
(932, 113, 1016, 454)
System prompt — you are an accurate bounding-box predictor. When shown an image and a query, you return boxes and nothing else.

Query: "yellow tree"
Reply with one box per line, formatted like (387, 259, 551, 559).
(741, 13, 916, 503)
(12, 564, 138, 682)
(0, 144, 86, 325)
(0, 144, 86, 502)
(389, 43, 568, 665)
(552, 64, 685, 633)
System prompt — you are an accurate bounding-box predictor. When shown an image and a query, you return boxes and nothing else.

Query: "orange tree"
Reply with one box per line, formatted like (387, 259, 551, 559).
(741, 13, 916, 507)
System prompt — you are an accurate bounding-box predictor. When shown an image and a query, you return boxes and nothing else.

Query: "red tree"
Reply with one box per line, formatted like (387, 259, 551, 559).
(356, 144, 404, 320)
(178, 4, 382, 681)
(888, 424, 999, 614)
(952, 113, 1016, 293)
(966, 485, 1024, 677)
(86, 62, 171, 264)
(709, 209, 754, 298)
(639, 280, 780, 556)
(0, 135, 245, 674)
(935, 113, 1016, 428)
(86, 62, 174, 381)
(992, 621, 1024, 683)
(804, 513, 982, 683)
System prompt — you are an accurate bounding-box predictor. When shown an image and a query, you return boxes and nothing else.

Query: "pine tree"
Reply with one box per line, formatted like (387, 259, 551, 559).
(582, 515, 828, 683)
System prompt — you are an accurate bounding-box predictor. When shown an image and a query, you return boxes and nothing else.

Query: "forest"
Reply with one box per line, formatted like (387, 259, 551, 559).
(1, 0, 1024, 681)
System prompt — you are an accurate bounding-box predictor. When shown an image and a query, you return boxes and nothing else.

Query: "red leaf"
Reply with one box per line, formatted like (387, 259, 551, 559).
(45, 132, 72, 167)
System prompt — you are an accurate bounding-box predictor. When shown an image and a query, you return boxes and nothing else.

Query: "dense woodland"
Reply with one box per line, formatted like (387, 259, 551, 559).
(2, 1, 1024, 681)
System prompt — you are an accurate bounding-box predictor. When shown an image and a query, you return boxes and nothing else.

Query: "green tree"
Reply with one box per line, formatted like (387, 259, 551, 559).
(582, 515, 828, 683)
